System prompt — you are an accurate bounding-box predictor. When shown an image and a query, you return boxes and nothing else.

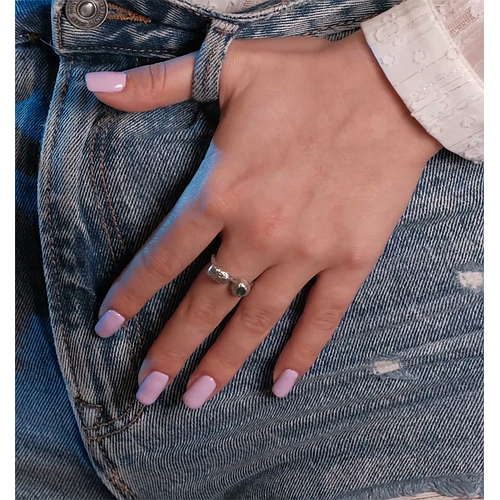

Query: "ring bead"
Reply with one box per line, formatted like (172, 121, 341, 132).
(230, 279, 251, 297)
(207, 263, 230, 284)
(207, 254, 253, 297)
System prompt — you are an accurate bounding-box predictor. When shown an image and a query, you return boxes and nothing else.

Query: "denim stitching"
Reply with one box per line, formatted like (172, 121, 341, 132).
(107, 3, 152, 24)
(94, 438, 138, 499)
(159, 0, 308, 23)
(43, 60, 135, 498)
(90, 117, 116, 261)
(58, 23, 358, 56)
(15, 33, 43, 42)
(46, 60, 79, 404)
(89, 115, 146, 417)
(96, 116, 143, 351)
(68, 46, 184, 54)
(86, 406, 146, 441)
(98, 118, 125, 252)
(202, 36, 218, 94)
(82, 400, 136, 430)
(57, 8, 63, 52)
(133, 316, 143, 350)
(76, 398, 104, 425)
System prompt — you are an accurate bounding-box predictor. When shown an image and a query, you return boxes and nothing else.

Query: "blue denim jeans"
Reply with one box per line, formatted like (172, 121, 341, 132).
(16, 0, 484, 498)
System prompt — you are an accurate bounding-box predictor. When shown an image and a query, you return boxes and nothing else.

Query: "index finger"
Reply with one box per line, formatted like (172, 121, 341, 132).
(94, 188, 223, 339)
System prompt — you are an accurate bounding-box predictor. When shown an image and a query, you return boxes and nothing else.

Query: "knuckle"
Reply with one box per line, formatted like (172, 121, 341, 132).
(140, 248, 177, 282)
(147, 62, 168, 97)
(296, 344, 320, 359)
(343, 246, 373, 269)
(307, 307, 345, 333)
(113, 286, 143, 314)
(292, 239, 325, 262)
(239, 306, 278, 336)
(337, 237, 375, 270)
(196, 181, 232, 221)
(202, 194, 228, 220)
(247, 225, 285, 254)
(185, 299, 220, 326)
(211, 350, 240, 373)
(156, 347, 188, 366)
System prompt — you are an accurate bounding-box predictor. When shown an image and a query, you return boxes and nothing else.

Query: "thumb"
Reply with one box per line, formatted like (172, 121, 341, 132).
(85, 52, 198, 112)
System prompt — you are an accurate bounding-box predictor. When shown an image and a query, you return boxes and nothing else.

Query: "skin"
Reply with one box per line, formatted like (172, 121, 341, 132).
(91, 30, 441, 406)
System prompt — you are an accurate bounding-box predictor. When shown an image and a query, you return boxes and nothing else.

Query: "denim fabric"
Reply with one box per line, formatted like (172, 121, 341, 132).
(15, 10, 116, 498)
(16, 0, 483, 499)
(192, 19, 240, 102)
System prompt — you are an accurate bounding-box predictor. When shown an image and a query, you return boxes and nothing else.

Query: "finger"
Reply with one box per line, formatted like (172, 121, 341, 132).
(180, 263, 315, 409)
(271, 265, 369, 398)
(95, 201, 222, 338)
(85, 51, 198, 112)
(136, 249, 271, 405)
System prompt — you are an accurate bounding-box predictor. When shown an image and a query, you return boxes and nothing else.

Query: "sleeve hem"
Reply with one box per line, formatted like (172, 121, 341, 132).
(361, 0, 483, 162)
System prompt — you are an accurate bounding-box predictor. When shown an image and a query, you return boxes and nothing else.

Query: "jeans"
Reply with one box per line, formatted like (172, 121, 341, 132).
(15, 0, 484, 498)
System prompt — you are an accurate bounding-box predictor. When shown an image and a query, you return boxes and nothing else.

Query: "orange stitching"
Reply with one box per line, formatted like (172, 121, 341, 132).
(212, 26, 239, 36)
(82, 400, 136, 430)
(76, 399, 104, 424)
(70, 46, 181, 54)
(46, 60, 77, 401)
(86, 406, 146, 441)
(93, 438, 138, 499)
(107, 3, 151, 24)
(15, 33, 42, 41)
(76, 398, 103, 408)
(44, 58, 138, 499)
(109, 468, 137, 499)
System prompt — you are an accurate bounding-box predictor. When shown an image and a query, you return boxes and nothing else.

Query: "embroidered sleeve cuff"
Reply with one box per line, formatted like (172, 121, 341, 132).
(361, 0, 483, 162)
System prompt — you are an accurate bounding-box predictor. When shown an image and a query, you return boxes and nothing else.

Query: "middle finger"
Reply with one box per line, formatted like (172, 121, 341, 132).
(135, 249, 270, 405)
(181, 262, 315, 409)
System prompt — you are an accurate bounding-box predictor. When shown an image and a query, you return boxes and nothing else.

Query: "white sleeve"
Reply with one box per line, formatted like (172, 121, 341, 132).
(361, 0, 484, 162)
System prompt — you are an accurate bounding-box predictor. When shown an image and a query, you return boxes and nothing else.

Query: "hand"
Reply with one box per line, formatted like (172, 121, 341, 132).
(88, 30, 441, 409)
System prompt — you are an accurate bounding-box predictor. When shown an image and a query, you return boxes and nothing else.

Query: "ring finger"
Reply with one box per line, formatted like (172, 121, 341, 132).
(135, 248, 273, 405)
(180, 261, 316, 409)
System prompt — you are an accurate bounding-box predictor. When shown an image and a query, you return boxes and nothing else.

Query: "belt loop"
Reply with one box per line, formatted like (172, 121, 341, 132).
(192, 18, 240, 102)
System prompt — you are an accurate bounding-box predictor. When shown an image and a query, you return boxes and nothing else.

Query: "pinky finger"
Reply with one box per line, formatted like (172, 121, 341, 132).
(271, 266, 367, 398)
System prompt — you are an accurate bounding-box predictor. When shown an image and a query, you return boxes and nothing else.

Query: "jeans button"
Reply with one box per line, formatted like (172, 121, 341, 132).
(65, 0, 108, 30)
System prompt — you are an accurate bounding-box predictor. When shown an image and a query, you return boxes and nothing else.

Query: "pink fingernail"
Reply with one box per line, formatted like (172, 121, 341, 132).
(272, 369, 299, 398)
(182, 376, 216, 409)
(85, 72, 127, 93)
(94, 310, 125, 338)
(136, 372, 170, 405)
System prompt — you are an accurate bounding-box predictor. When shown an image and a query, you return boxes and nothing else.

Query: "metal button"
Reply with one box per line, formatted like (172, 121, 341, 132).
(65, 0, 108, 30)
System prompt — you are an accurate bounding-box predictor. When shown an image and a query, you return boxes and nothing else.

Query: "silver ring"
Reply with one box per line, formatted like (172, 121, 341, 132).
(207, 254, 254, 297)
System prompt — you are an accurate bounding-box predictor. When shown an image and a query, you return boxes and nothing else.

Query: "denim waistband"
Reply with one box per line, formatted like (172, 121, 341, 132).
(40, 0, 399, 58)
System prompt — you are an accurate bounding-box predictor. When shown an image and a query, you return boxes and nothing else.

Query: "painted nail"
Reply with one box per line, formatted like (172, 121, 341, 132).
(94, 310, 125, 338)
(182, 375, 216, 409)
(85, 72, 127, 93)
(136, 372, 170, 405)
(272, 369, 299, 398)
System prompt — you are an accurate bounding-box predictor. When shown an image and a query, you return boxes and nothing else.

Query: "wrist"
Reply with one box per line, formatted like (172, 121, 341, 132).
(325, 30, 442, 164)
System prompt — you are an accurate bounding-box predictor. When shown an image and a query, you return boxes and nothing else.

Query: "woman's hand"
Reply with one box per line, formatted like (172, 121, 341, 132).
(88, 30, 441, 408)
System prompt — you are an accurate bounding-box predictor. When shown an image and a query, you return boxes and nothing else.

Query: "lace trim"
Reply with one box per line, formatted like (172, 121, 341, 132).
(362, 0, 484, 162)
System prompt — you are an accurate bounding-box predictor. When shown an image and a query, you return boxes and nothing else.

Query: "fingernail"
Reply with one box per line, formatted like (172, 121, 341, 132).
(182, 375, 216, 409)
(272, 369, 299, 398)
(94, 310, 125, 338)
(85, 72, 127, 93)
(136, 372, 170, 405)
